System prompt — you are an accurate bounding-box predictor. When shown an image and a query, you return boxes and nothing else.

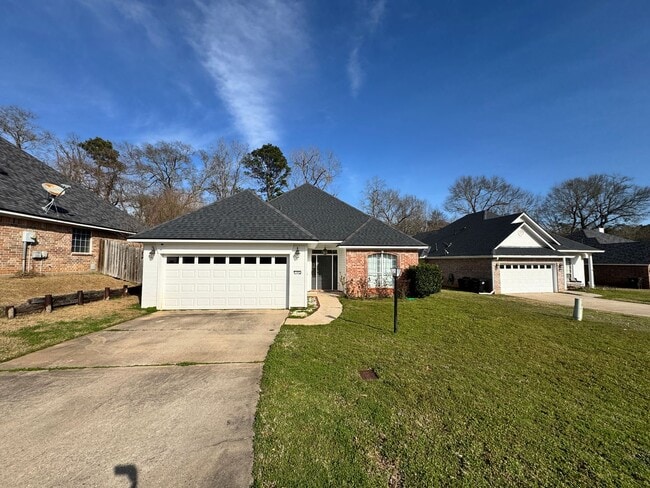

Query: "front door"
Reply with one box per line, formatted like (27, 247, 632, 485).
(311, 254, 338, 290)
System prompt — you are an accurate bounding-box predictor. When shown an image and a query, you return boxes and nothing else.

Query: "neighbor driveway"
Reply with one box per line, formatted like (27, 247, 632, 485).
(0, 310, 286, 487)
(506, 292, 650, 317)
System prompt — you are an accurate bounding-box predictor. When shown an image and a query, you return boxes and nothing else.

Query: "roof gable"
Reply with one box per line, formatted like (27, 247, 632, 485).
(0, 137, 141, 233)
(269, 184, 370, 241)
(131, 190, 317, 241)
(341, 217, 426, 247)
(420, 210, 598, 257)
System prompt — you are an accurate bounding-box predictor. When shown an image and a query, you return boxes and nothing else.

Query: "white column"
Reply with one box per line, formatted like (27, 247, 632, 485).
(587, 254, 595, 288)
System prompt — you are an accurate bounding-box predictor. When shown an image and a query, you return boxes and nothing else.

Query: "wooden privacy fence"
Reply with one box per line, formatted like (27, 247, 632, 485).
(98, 239, 143, 283)
(4, 285, 134, 319)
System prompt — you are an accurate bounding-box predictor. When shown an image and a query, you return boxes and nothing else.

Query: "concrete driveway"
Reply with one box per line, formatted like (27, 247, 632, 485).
(0, 310, 286, 487)
(506, 292, 650, 317)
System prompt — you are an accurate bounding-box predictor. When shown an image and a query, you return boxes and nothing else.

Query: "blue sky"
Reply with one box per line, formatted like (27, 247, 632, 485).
(1, 0, 649, 211)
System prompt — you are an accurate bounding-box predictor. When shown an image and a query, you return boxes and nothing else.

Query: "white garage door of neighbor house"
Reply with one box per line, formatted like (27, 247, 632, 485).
(499, 264, 556, 293)
(162, 255, 289, 310)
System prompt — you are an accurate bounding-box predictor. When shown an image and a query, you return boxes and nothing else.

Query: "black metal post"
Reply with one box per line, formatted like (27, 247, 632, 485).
(393, 274, 398, 334)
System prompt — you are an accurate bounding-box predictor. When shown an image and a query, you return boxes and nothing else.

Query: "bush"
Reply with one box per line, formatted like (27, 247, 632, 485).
(405, 263, 443, 297)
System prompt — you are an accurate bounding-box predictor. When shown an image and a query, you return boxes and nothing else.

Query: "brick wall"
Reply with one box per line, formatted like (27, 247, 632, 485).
(344, 249, 419, 297)
(592, 264, 650, 289)
(0, 216, 127, 275)
(424, 257, 566, 294)
(424, 258, 493, 289)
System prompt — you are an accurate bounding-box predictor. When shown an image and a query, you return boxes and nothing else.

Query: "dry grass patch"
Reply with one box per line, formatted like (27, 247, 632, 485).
(0, 296, 149, 362)
(0, 273, 133, 306)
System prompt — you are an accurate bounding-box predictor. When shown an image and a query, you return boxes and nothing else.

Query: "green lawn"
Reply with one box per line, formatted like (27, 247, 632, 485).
(591, 287, 650, 305)
(253, 291, 650, 487)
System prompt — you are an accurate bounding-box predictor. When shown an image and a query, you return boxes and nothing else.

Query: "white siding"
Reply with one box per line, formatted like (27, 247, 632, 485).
(498, 227, 547, 248)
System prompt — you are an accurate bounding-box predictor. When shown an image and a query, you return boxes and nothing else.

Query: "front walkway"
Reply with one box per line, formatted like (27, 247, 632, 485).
(506, 291, 650, 318)
(285, 291, 343, 325)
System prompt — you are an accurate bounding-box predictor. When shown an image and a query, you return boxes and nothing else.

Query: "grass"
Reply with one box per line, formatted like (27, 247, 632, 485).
(0, 273, 134, 305)
(590, 287, 650, 305)
(0, 296, 151, 362)
(253, 290, 650, 487)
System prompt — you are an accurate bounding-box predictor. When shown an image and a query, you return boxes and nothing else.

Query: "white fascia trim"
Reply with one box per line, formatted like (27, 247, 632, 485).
(425, 255, 493, 259)
(129, 238, 317, 244)
(494, 222, 556, 251)
(556, 249, 604, 253)
(493, 255, 563, 259)
(593, 263, 649, 266)
(339, 245, 428, 250)
(516, 213, 561, 246)
(0, 209, 136, 235)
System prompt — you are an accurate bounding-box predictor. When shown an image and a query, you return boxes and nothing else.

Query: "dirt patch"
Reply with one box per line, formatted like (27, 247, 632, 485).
(0, 273, 133, 306)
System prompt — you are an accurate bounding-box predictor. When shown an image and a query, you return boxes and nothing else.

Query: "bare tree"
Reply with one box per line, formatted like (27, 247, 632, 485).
(122, 140, 202, 226)
(49, 134, 128, 207)
(199, 139, 248, 201)
(0, 105, 48, 151)
(362, 177, 444, 234)
(542, 174, 650, 233)
(444, 175, 538, 216)
(289, 147, 341, 191)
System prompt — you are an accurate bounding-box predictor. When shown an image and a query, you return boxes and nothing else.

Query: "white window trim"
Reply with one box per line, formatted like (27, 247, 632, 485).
(368, 253, 397, 288)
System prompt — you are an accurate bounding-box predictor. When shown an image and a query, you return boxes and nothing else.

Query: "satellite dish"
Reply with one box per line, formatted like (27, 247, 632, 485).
(42, 182, 65, 197)
(41, 182, 70, 213)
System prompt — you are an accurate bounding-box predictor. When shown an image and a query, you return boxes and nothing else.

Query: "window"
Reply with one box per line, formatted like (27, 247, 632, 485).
(197, 256, 211, 264)
(260, 257, 272, 264)
(244, 256, 257, 264)
(275, 256, 287, 264)
(166, 256, 180, 264)
(229, 257, 241, 264)
(214, 256, 226, 264)
(182, 256, 195, 264)
(367, 253, 397, 288)
(71, 228, 91, 253)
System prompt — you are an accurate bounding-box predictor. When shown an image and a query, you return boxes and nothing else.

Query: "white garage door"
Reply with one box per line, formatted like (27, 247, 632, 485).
(162, 255, 288, 310)
(499, 264, 556, 293)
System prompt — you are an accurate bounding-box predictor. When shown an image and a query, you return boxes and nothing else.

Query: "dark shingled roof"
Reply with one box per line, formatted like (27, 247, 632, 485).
(269, 184, 371, 241)
(132, 190, 318, 241)
(0, 137, 142, 233)
(565, 229, 648, 264)
(269, 184, 424, 247)
(590, 242, 650, 265)
(568, 229, 635, 245)
(133, 183, 426, 247)
(341, 217, 425, 247)
(417, 211, 598, 257)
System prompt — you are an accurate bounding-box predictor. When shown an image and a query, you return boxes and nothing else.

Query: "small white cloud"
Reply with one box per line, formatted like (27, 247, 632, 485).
(347, 46, 363, 98)
(189, 0, 308, 147)
(347, 0, 388, 96)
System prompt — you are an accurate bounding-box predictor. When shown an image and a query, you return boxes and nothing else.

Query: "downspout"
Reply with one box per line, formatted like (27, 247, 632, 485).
(22, 241, 28, 274)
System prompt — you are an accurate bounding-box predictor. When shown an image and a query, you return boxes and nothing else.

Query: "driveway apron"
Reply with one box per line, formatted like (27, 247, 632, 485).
(0, 310, 286, 488)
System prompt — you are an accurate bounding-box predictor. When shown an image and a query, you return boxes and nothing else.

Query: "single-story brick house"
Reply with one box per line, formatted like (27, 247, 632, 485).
(129, 184, 427, 310)
(0, 137, 142, 275)
(415, 211, 602, 294)
(568, 229, 650, 289)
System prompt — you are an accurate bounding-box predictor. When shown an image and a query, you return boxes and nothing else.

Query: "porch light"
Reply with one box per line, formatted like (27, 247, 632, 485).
(294, 247, 301, 258)
(149, 246, 156, 260)
(391, 267, 401, 334)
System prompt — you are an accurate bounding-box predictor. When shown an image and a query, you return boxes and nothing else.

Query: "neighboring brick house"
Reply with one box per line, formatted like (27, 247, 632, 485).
(568, 229, 650, 289)
(0, 137, 142, 275)
(415, 211, 601, 294)
(130, 184, 427, 310)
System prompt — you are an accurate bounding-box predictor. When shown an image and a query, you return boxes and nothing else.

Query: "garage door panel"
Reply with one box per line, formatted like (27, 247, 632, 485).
(500, 264, 555, 293)
(162, 256, 289, 309)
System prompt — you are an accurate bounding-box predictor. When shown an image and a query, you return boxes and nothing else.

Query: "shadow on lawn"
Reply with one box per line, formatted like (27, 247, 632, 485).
(337, 316, 391, 334)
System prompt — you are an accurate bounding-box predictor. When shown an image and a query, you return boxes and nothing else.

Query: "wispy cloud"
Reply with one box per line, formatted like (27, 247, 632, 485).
(189, 0, 308, 147)
(347, 0, 387, 97)
(76, 0, 166, 48)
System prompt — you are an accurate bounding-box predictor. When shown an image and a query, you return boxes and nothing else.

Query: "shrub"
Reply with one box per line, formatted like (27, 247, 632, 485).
(406, 263, 443, 297)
